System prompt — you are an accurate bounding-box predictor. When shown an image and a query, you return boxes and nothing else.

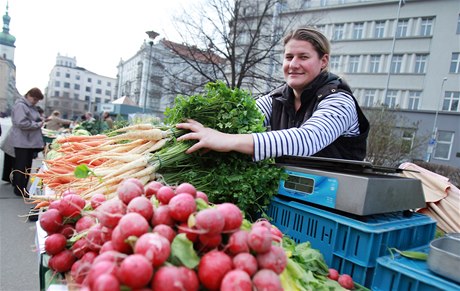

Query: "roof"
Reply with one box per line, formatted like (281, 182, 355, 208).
(161, 39, 225, 64)
(111, 96, 137, 106)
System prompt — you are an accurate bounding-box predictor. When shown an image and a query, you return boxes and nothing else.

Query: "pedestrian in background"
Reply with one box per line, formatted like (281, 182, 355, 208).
(45, 110, 73, 131)
(101, 111, 113, 130)
(1, 126, 15, 183)
(9, 87, 45, 197)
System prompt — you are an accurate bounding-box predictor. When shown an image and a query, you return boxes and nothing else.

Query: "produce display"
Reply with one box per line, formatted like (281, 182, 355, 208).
(39, 178, 355, 290)
(27, 82, 366, 290)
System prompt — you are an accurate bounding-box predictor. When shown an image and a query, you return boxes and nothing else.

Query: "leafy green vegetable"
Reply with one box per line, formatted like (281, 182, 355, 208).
(169, 234, 200, 269)
(389, 248, 428, 261)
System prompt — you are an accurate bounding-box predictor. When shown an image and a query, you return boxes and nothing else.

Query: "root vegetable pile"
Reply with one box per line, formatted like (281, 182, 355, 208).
(39, 178, 354, 290)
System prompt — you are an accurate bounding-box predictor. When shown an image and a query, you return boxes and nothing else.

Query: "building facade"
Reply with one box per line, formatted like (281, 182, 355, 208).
(242, 0, 460, 167)
(44, 54, 116, 120)
(0, 4, 20, 116)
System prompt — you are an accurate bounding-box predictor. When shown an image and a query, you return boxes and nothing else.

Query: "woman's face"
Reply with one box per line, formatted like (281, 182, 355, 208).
(283, 39, 329, 96)
(26, 95, 40, 105)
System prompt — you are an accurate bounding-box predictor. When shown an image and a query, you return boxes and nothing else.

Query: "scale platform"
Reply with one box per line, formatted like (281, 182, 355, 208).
(275, 156, 426, 216)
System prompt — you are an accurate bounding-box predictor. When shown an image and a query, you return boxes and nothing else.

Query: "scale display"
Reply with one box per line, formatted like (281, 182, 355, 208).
(278, 169, 338, 208)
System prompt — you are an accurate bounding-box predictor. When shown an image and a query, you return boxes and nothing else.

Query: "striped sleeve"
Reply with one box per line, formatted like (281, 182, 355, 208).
(252, 92, 359, 161)
(256, 94, 272, 127)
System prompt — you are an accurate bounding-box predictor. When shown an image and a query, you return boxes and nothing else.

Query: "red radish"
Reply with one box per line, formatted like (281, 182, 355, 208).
(99, 241, 115, 253)
(151, 265, 199, 291)
(49, 249, 76, 273)
(71, 260, 91, 285)
(134, 232, 171, 267)
(80, 251, 98, 264)
(248, 226, 272, 254)
(111, 225, 133, 254)
(117, 212, 150, 239)
(144, 181, 163, 198)
(71, 238, 89, 259)
(198, 250, 233, 290)
(93, 250, 127, 265)
(226, 230, 250, 255)
(59, 223, 75, 239)
(96, 199, 126, 229)
(252, 269, 283, 291)
(175, 182, 197, 197)
(75, 215, 96, 232)
(123, 177, 145, 192)
(48, 200, 61, 210)
(117, 179, 144, 205)
(338, 274, 354, 289)
(39, 209, 63, 234)
(58, 193, 85, 218)
(151, 205, 175, 227)
(118, 254, 153, 289)
(220, 270, 252, 291)
(196, 191, 209, 203)
(168, 193, 196, 222)
(198, 232, 222, 249)
(86, 260, 119, 289)
(45, 233, 67, 255)
(195, 208, 225, 234)
(233, 252, 258, 276)
(86, 224, 105, 252)
(153, 224, 176, 243)
(62, 189, 77, 196)
(178, 222, 198, 242)
(90, 193, 106, 209)
(253, 219, 272, 229)
(93, 273, 120, 291)
(328, 268, 339, 281)
(270, 226, 283, 242)
(156, 185, 176, 204)
(216, 203, 243, 231)
(127, 196, 154, 221)
(256, 245, 287, 274)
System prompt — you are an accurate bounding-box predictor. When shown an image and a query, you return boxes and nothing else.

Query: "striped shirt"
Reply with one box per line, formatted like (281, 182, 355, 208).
(252, 92, 360, 161)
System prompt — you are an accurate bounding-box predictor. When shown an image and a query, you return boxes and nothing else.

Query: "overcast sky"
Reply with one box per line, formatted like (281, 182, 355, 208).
(3, 0, 190, 95)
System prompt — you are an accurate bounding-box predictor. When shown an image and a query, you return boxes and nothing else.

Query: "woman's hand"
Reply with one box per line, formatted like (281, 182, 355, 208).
(176, 119, 254, 155)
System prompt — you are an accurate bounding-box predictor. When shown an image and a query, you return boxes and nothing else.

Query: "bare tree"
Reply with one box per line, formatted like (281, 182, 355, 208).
(364, 107, 429, 167)
(162, 0, 299, 95)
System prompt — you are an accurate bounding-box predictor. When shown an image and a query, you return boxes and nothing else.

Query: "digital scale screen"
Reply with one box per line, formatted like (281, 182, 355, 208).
(283, 175, 315, 194)
(278, 169, 338, 208)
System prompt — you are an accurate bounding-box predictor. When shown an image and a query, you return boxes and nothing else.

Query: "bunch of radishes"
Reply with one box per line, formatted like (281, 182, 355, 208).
(39, 178, 288, 290)
(328, 268, 355, 290)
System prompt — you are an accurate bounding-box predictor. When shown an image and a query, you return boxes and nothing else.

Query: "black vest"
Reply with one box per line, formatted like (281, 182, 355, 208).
(269, 72, 369, 161)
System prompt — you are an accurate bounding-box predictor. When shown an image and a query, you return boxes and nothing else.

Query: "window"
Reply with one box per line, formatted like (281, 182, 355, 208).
(74, 93, 79, 99)
(107, 82, 112, 87)
(442, 91, 460, 112)
(414, 54, 427, 74)
(374, 21, 385, 38)
(400, 128, 415, 154)
(363, 89, 376, 107)
(64, 82, 70, 88)
(105, 99, 111, 104)
(54, 81, 60, 87)
(56, 71, 60, 77)
(76, 75, 80, 80)
(434, 131, 454, 160)
(63, 92, 69, 98)
(65, 73, 70, 78)
(369, 55, 381, 73)
(95, 88, 102, 94)
(87, 78, 92, 82)
(348, 55, 360, 73)
(85, 96, 90, 101)
(53, 91, 59, 97)
(450, 52, 460, 73)
(420, 18, 433, 36)
(74, 84, 80, 90)
(408, 91, 421, 110)
(396, 19, 409, 38)
(97, 80, 102, 85)
(333, 24, 345, 40)
(329, 55, 341, 72)
(353, 22, 364, 39)
(384, 90, 397, 108)
(95, 97, 101, 104)
(86, 86, 91, 92)
(105, 90, 112, 96)
(390, 54, 403, 73)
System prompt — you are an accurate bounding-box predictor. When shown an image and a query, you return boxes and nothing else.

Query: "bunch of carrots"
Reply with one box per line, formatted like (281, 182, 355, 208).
(28, 124, 188, 207)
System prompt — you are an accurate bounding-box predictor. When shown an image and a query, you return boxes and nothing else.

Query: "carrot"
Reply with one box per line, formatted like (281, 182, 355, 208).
(56, 134, 107, 143)
(34, 201, 50, 209)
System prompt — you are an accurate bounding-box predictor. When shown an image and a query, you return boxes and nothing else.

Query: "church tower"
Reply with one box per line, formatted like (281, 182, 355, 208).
(0, 2, 16, 60)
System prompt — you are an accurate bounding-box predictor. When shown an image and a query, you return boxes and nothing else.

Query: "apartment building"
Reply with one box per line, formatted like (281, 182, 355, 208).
(44, 54, 116, 120)
(243, 0, 460, 167)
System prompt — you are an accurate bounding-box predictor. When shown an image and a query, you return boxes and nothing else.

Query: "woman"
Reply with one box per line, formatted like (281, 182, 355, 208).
(45, 110, 73, 131)
(101, 111, 113, 130)
(177, 27, 369, 161)
(9, 87, 45, 197)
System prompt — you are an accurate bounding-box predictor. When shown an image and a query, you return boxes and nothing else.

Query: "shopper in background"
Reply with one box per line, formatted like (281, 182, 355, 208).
(1, 126, 15, 183)
(9, 87, 45, 197)
(177, 27, 369, 161)
(45, 110, 73, 131)
(101, 111, 114, 130)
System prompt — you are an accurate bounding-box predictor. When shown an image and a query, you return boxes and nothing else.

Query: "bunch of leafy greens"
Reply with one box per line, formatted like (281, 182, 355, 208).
(161, 81, 285, 220)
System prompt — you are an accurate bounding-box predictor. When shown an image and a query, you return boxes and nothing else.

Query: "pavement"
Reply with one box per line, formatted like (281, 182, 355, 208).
(0, 118, 41, 291)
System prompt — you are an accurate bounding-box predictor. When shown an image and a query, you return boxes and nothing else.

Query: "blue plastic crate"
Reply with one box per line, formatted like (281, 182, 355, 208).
(372, 246, 460, 291)
(267, 197, 436, 287)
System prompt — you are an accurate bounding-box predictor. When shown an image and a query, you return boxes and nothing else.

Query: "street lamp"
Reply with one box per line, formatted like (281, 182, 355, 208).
(143, 30, 159, 113)
(426, 77, 447, 162)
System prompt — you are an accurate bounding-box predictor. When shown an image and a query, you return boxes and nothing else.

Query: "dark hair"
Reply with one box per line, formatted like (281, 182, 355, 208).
(283, 27, 331, 59)
(36, 106, 44, 114)
(25, 87, 44, 100)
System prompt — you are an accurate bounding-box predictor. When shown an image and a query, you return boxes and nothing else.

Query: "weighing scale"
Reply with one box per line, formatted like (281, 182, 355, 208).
(275, 156, 426, 216)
